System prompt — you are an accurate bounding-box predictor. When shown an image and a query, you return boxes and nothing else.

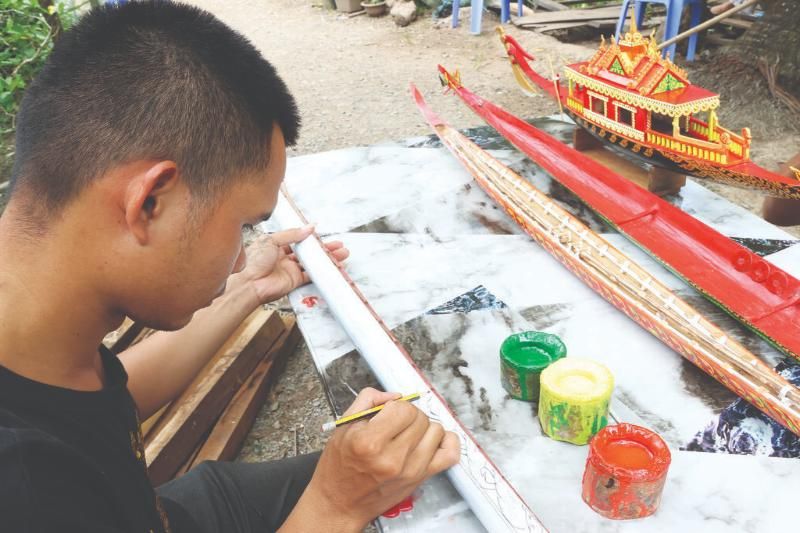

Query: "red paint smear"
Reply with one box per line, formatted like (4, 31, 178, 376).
(582, 423, 671, 520)
(301, 296, 319, 308)
(381, 495, 414, 519)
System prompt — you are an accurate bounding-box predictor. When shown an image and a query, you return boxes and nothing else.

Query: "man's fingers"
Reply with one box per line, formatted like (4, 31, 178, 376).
(362, 400, 419, 447)
(269, 225, 315, 247)
(425, 431, 461, 477)
(342, 388, 401, 417)
(402, 422, 447, 478)
(390, 406, 430, 458)
(329, 247, 350, 263)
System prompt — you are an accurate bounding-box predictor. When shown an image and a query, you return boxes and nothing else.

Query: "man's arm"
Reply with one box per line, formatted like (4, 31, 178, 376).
(119, 227, 348, 420)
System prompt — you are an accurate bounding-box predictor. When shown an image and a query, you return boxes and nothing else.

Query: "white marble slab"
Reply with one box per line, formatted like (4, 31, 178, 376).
(275, 120, 800, 532)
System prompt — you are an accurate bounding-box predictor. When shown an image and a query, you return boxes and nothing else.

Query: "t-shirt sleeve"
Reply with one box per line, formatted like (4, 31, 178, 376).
(0, 429, 127, 533)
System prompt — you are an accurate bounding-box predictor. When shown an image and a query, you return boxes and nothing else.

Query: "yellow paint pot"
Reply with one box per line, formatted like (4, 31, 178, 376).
(538, 358, 614, 445)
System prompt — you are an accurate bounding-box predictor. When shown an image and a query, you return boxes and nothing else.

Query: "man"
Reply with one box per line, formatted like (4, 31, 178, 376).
(0, 2, 460, 532)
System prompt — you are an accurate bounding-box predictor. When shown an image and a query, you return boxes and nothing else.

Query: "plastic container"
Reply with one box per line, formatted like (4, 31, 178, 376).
(582, 423, 671, 519)
(500, 331, 567, 401)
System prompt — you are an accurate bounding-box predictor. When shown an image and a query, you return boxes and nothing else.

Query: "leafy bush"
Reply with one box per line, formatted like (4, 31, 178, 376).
(1, 1, 78, 178)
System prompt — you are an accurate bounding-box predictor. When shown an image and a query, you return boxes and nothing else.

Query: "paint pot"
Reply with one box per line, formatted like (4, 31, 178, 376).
(500, 331, 567, 401)
(582, 423, 671, 520)
(538, 358, 613, 444)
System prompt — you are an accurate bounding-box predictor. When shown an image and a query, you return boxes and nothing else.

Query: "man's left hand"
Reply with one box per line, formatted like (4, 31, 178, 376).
(234, 226, 349, 304)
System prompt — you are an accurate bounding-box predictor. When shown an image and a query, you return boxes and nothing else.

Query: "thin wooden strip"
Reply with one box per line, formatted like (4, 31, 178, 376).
(145, 309, 276, 445)
(145, 309, 285, 485)
(514, 5, 620, 25)
(173, 427, 210, 480)
(103, 318, 145, 353)
(141, 403, 170, 440)
(189, 318, 301, 466)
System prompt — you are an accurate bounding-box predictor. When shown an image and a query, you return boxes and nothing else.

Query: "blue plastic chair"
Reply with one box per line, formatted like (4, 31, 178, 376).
(615, 0, 704, 61)
(452, 0, 523, 35)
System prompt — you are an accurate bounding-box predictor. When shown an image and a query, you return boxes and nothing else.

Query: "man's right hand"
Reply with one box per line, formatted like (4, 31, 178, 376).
(279, 387, 461, 532)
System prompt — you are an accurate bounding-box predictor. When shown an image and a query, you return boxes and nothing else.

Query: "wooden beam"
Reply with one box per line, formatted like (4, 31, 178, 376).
(534, 0, 569, 11)
(145, 308, 285, 485)
(658, 0, 758, 50)
(514, 5, 620, 26)
(141, 403, 170, 440)
(103, 318, 145, 354)
(188, 317, 301, 466)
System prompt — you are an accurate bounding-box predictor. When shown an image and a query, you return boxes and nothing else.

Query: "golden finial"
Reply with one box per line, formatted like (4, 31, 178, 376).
(630, 8, 638, 34)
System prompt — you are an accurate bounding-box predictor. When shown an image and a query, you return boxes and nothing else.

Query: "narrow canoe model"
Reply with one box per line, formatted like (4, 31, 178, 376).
(435, 66, 800, 366)
(496, 27, 800, 199)
(410, 84, 800, 436)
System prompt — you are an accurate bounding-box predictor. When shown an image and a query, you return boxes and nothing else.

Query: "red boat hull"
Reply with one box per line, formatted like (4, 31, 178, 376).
(439, 66, 800, 362)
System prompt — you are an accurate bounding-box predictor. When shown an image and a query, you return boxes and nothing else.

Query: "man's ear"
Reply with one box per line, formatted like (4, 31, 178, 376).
(124, 161, 179, 245)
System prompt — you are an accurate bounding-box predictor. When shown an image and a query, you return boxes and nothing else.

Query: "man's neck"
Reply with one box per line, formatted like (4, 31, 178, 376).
(0, 205, 122, 391)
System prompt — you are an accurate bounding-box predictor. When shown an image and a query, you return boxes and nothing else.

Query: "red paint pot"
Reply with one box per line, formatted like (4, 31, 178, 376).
(582, 423, 671, 520)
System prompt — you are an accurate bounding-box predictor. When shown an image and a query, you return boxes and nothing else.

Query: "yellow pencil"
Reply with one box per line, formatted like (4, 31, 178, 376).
(321, 392, 422, 432)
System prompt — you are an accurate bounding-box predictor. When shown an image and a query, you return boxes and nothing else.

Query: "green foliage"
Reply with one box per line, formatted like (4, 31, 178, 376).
(1, 1, 78, 178)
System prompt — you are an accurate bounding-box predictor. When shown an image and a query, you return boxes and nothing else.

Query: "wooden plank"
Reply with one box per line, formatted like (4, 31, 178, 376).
(720, 16, 753, 30)
(141, 403, 170, 440)
(533, 0, 569, 11)
(189, 317, 301, 466)
(572, 129, 686, 196)
(103, 318, 145, 353)
(145, 308, 285, 485)
(514, 5, 620, 25)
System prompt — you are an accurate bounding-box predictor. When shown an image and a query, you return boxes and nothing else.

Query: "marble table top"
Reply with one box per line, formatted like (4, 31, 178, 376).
(267, 118, 800, 532)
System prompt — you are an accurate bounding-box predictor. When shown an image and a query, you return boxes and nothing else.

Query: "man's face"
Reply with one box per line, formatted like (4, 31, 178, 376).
(127, 125, 287, 330)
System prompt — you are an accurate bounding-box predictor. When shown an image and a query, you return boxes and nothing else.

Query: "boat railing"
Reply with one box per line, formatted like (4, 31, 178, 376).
(567, 96, 584, 113)
(688, 117, 750, 160)
(647, 130, 730, 164)
(583, 108, 645, 141)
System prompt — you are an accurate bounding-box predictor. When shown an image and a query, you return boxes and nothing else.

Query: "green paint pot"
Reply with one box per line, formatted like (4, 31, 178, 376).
(538, 358, 614, 445)
(500, 331, 567, 401)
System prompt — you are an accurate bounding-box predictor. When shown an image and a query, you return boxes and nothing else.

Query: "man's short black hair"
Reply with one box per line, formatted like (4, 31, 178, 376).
(10, 0, 299, 213)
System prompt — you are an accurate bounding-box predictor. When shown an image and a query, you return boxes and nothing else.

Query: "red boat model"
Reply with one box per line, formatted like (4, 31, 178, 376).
(437, 66, 800, 362)
(497, 27, 800, 199)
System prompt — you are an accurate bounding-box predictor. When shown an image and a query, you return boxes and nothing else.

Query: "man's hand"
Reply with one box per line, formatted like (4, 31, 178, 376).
(280, 388, 461, 532)
(232, 226, 350, 304)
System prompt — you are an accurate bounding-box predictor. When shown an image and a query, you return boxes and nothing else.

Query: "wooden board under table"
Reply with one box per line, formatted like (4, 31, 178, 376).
(572, 128, 686, 196)
(188, 317, 301, 467)
(144, 308, 286, 486)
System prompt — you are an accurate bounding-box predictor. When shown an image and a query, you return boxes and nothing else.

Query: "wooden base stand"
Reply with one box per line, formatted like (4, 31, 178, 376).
(572, 129, 686, 197)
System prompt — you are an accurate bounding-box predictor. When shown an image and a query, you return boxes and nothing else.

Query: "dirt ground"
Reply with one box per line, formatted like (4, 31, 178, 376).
(179, 1, 800, 472)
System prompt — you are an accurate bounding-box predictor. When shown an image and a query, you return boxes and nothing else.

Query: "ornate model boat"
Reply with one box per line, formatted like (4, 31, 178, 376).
(411, 83, 800, 436)
(436, 66, 800, 365)
(497, 27, 800, 199)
